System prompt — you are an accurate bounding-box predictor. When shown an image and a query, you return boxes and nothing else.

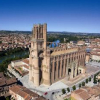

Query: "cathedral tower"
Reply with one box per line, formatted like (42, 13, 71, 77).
(29, 24, 47, 86)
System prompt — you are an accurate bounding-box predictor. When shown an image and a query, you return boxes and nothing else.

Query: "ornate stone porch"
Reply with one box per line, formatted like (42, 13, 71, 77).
(61, 73, 86, 86)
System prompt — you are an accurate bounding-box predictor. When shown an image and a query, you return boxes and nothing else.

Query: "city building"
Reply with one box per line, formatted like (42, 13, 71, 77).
(8, 58, 29, 76)
(87, 38, 100, 61)
(9, 85, 46, 100)
(77, 40, 85, 46)
(91, 47, 100, 61)
(0, 72, 17, 98)
(29, 24, 86, 86)
(85, 53, 90, 63)
(0, 33, 31, 51)
(71, 85, 100, 100)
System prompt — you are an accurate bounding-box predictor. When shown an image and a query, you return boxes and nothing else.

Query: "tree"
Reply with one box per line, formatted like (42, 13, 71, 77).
(79, 83, 81, 88)
(72, 85, 76, 91)
(93, 75, 97, 84)
(94, 78, 97, 84)
(98, 79, 100, 82)
(67, 88, 70, 92)
(86, 79, 88, 83)
(89, 77, 91, 82)
(62, 89, 66, 94)
(82, 82, 85, 86)
(6, 97, 10, 100)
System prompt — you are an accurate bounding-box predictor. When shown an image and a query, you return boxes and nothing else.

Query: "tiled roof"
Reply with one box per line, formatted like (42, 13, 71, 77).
(72, 88, 91, 100)
(0, 72, 4, 78)
(25, 96, 32, 100)
(6, 78, 17, 85)
(22, 58, 29, 65)
(72, 85, 100, 100)
(9, 85, 41, 100)
(17, 90, 29, 99)
(36, 96, 47, 100)
(78, 90, 91, 100)
(23, 89, 38, 97)
(0, 80, 6, 86)
(23, 65, 29, 69)
(9, 85, 22, 94)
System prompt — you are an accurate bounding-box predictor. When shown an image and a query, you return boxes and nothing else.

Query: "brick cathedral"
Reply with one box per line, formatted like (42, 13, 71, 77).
(29, 24, 86, 86)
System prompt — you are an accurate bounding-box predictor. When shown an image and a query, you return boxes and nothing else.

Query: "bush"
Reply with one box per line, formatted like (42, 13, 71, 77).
(62, 89, 66, 94)
(94, 79, 97, 84)
(89, 77, 91, 81)
(86, 79, 88, 83)
(82, 82, 85, 86)
(67, 88, 70, 92)
(93, 75, 97, 84)
(79, 83, 81, 88)
(98, 80, 100, 82)
(6, 97, 10, 100)
(72, 85, 76, 91)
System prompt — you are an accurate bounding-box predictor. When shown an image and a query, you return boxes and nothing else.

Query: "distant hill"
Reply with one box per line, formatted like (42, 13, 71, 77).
(47, 31, 100, 36)
(0, 30, 31, 34)
(0, 30, 100, 36)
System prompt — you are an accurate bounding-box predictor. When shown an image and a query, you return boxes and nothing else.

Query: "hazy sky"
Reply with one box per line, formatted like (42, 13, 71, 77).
(0, 0, 100, 33)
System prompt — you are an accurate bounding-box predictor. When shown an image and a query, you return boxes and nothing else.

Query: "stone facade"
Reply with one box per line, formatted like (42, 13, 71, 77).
(86, 54, 90, 63)
(29, 24, 86, 86)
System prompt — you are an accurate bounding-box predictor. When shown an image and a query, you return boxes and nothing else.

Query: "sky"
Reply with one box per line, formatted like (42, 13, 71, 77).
(0, 0, 100, 33)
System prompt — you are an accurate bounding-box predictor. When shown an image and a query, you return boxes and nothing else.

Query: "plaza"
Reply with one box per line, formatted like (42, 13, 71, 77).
(9, 64, 100, 100)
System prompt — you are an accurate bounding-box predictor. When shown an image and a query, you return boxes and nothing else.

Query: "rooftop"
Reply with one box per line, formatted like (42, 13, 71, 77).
(9, 85, 46, 100)
(22, 58, 29, 65)
(51, 48, 78, 56)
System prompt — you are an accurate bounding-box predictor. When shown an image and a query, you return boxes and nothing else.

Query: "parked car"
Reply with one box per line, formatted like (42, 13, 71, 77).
(44, 92, 48, 95)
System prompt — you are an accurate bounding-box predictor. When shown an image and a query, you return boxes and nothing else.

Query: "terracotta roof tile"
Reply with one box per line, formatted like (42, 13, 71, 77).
(6, 78, 17, 85)
(23, 65, 29, 69)
(10, 85, 40, 99)
(78, 91, 91, 100)
(22, 58, 29, 65)
(36, 96, 47, 100)
(23, 89, 38, 97)
(72, 88, 91, 100)
(9, 85, 22, 94)
(0, 72, 4, 78)
(17, 90, 29, 99)
(0, 80, 6, 86)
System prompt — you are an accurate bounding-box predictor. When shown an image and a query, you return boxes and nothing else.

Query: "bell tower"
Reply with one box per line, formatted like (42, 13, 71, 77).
(29, 24, 47, 86)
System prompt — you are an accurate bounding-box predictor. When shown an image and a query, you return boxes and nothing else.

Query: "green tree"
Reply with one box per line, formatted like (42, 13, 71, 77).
(89, 77, 91, 82)
(86, 79, 88, 83)
(0, 52, 29, 73)
(6, 97, 10, 100)
(93, 75, 97, 84)
(72, 85, 76, 91)
(98, 79, 100, 82)
(79, 83, 81, 88)
(82, 82, 85, 86)
(67, 88, 70, 92)
(62, 89, 66, 94)
(0, 41, 2, 44)
(94, 78, 97, 84)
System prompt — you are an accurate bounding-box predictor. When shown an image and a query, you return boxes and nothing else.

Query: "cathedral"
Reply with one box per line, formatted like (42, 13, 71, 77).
(29, 24, 86, 86)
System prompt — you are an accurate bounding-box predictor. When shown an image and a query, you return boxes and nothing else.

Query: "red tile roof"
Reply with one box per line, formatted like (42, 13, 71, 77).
(22, 58, 29, 65)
